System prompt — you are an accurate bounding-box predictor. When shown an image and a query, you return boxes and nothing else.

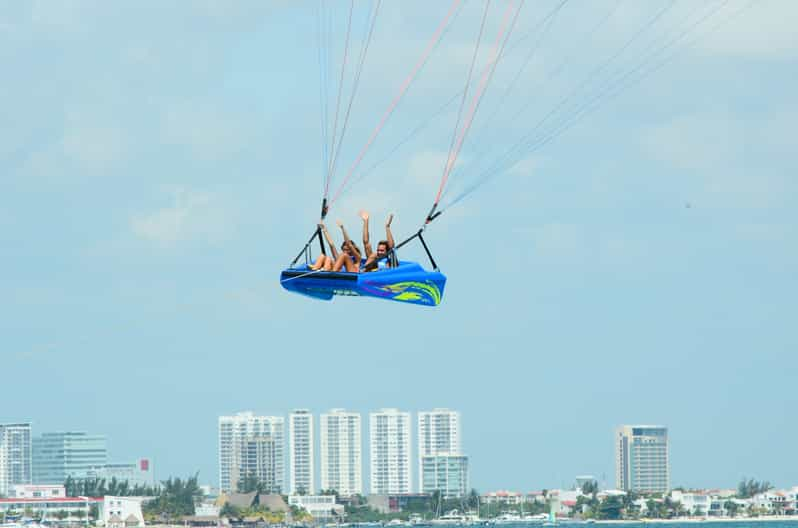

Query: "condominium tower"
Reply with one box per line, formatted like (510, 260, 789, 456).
(289, 409, 314, 495)
(615, 425, 669, 493)
(0, 423, 32, 496)
(420, 454, 469, 498)
(417, 409, 460, 484)
(218, 412, 284, 493)
(32, 432, 108, 484)
(320, 409, 362, 496)
(369, 409, 411, 494)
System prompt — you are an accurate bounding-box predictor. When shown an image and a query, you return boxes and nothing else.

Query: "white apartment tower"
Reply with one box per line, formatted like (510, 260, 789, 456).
(615, 425, 670, 493)
(218, 412, 285, 493)
(289, 409, 315, 495)
(369, 409, 411, 494)
(0, 423, 32, 496)
(417, 409, 460, 483)
(320, 409, 362, 496)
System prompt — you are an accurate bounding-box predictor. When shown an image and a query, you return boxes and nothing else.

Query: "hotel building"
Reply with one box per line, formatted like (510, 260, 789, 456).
(615, 425, 669, 493)
(320, 409, 362, 496)
(369, 409, 411, 494)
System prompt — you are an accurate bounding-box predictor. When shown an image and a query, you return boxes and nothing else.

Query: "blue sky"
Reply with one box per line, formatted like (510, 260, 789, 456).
(2, 0, 796, 492)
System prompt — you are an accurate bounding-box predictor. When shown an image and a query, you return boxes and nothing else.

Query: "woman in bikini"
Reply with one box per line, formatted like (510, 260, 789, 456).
(309, 221, 362, 272)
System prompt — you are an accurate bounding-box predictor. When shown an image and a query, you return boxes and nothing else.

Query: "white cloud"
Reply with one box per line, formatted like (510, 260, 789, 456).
(130, 187, 233, 246)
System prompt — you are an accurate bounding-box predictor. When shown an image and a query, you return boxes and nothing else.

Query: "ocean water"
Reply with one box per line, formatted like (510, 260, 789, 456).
(500, 523, 798, 528)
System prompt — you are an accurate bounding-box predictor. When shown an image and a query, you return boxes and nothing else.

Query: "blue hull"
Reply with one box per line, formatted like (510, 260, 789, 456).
(280, 261, 446, 306)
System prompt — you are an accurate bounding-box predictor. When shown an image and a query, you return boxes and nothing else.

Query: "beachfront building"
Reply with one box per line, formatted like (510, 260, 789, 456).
(32, 432, 108, 484)
(289, 409, 314, 495)
(87, 459, 155, 488)
(0, 423, 32, 496)
(320, 409, 362, 496)
(369, 409, 411, 494)
(481, 490, 524, 505)
(615, 425, 669, 493)
(101, 496, 146, 528)
(0, 487, 101, 519)
(417, 409, 460, 491)
(420, 454, 468, 498)
(288, 495, 344, 521)
(218, 412, 285, 493)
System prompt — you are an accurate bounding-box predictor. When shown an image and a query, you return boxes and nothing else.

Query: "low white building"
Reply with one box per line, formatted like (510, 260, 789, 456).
(195, 502, 220, 517)
(89, 459, 155, 489)
(481, 491, 524, 505)
(9, 485, 66, 499)
(288, 495, 344, 521)
(100, 496, 145, 528)
(0, 495, 99, 518)
(671, 490, 712, 516)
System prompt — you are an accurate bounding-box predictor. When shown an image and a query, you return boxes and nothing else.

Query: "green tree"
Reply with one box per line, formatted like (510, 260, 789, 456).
(237, 473, 261, 494)
(621, 491, 639, 519)
(598, 496, 623, 520)
(466, 489, 480, 510)
(142, 473, 203, 520)
(581, 481, 599, 495)
(737, 478, 773, 499)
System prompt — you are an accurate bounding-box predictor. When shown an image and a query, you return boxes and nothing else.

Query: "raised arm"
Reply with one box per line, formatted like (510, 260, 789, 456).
(337, 220, 361, 260)
(319, 223, 339, 259)
(360, 210, 373, 258)
(385, 213, 395, 249)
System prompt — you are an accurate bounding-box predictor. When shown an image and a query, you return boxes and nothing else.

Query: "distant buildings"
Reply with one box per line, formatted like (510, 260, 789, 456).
(418, 409, 468, 497)
(417, 409, 460, 469)
(320, 409, 362, 496)
(219, 408, 468, 496)
(369, 409, 411, 494)
(218, 412, 285, 493)
(32, 432, 108, 484)
(615, 425, 669, 493)
(289, 409, 314, 495)
(287, 495, 343, 521)
(421, 454, 469, 498)
(0, 423, 32, 496)
(87, 459, 155, 488)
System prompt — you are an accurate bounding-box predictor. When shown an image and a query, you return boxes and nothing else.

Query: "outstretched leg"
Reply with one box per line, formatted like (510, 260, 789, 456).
(332, 254, 358, 272)
(310, 254, 333, 271)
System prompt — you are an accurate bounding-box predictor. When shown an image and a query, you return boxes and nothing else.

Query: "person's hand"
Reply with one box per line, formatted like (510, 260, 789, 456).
(359, 210, 369, 221)
(336, 219, 344, 228)
(385, 213, 394, 227)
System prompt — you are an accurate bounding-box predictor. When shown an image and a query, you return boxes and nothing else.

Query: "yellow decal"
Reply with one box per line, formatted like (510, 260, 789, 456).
(380, 281, 441, 305)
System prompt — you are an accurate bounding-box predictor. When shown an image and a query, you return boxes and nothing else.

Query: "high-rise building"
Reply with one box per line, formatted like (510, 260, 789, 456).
(420, 454, 469, 498)
(417, 409, 460, 489)
(32, 432, 108, 484)
(320, 409, 362, 496)
(615, 425, 669, 493)
(369, 409, 411, 494)
(289, 410, 314, 495)
(0, 423, 32, 496)
(218, 412, 284, 493)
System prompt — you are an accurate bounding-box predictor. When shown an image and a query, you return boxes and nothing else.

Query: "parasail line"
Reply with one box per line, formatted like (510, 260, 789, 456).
(434, 0, 524, 205)
(328, 0, 463, 210)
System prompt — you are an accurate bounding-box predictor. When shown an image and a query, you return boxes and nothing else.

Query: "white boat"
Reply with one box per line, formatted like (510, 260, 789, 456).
(493, 513, 522, 524)
(431, 510, 480, 525)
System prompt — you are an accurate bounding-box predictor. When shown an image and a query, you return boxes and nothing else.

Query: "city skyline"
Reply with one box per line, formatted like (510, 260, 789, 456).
(7, 410, 795, 493)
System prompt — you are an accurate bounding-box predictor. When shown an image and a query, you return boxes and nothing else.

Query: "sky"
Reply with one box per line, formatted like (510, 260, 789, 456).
(2, 0, 797, 493)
